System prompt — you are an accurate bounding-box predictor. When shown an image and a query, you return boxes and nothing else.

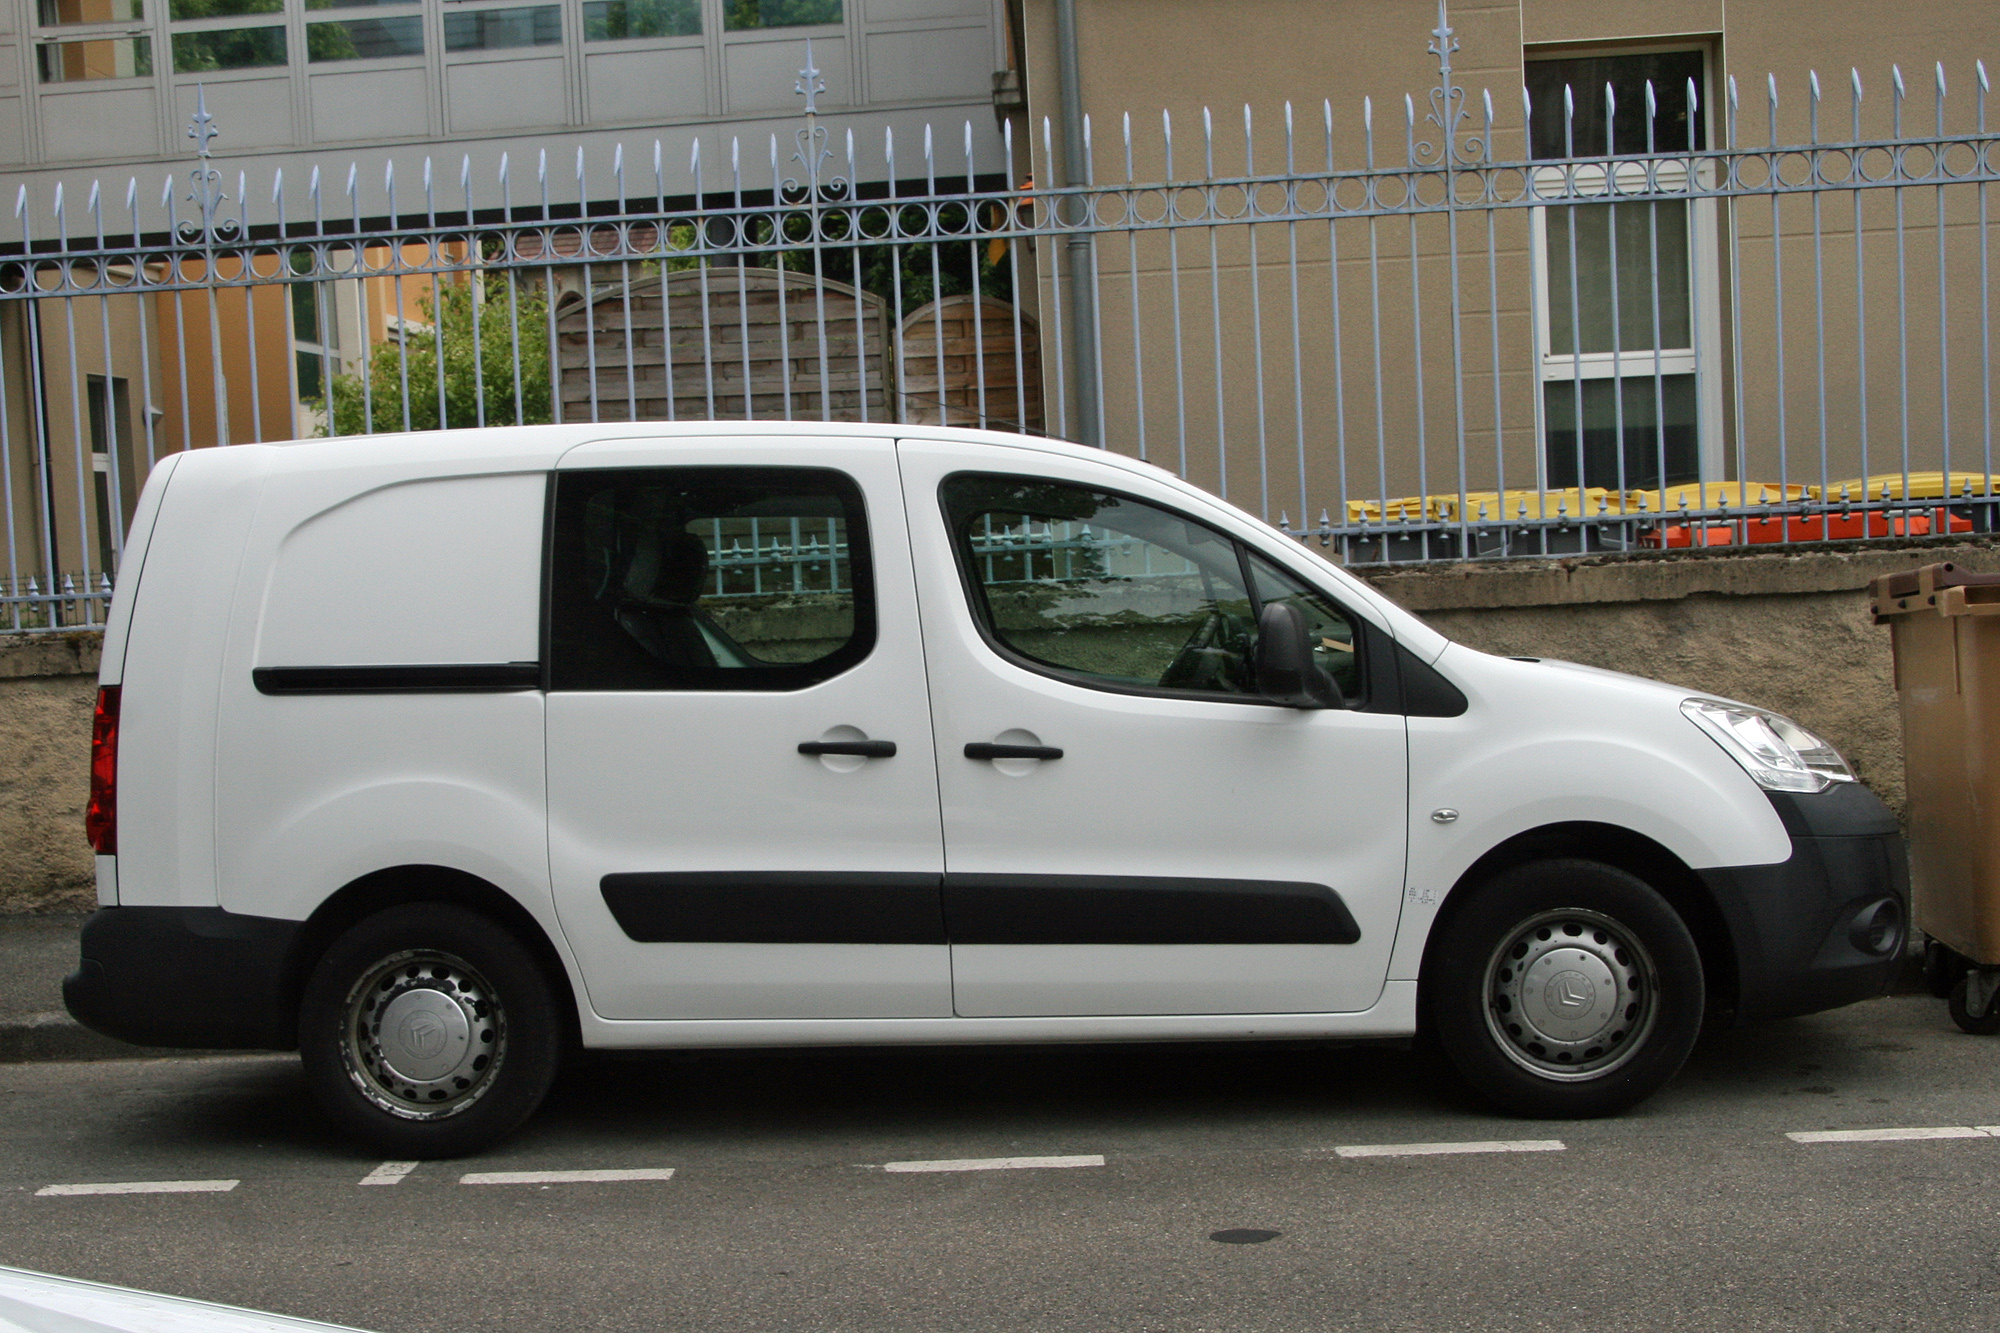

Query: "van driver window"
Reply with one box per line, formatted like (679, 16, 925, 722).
(548, 466, 875, 691)
(940, 472, 1265, 697)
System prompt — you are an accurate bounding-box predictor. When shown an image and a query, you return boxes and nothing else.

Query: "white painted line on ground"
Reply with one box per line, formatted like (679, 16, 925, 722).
(880, 1154, 1106, 1173)
(1786, 1126, 1998, 1144)
(359, 1161, 419, 1186)
(1331, 1139, 1567, 1159)
(458, 1168, 676, 1185)
(36, 1180, 239, 1197)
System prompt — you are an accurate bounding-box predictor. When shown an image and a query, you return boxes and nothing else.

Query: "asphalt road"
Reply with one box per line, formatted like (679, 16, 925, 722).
(1, 995, 1997, 1333)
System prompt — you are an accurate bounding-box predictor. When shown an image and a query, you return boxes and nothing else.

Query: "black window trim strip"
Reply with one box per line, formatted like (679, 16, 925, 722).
(253, 663, 543, 695)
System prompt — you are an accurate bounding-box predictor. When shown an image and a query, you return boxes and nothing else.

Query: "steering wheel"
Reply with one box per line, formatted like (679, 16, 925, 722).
(1159, 609, 1252, 691)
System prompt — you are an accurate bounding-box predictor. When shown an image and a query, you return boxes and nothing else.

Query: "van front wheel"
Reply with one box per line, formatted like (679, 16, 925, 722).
(1422, 859, 1704, 1118)
(300, 903, 561, 1157)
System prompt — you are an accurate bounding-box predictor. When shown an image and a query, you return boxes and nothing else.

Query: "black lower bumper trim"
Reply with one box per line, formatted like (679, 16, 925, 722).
(63, 906, 303, 1050)
(1701, 790, 1910, 1023)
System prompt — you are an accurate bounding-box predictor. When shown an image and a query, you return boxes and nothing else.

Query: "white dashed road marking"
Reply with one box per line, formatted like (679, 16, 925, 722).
(458, 1169, 677, 1185)
(880, 1155, 1106, 1173)
(1786, 1126, 2000, 1144)
(36, 1180, 240, 1197)
(359, 1161, 419, 1186)
(1330, 1139, 1567, 1159)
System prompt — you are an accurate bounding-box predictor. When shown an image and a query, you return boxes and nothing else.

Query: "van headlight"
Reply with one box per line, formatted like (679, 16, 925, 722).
(1681, 698, 1857, 793)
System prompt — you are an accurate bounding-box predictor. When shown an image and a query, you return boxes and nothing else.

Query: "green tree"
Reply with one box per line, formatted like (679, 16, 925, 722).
(316, 276, 553, 435)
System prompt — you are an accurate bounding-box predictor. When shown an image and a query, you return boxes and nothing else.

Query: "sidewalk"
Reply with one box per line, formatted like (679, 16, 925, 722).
(0, 914, 148, 1062)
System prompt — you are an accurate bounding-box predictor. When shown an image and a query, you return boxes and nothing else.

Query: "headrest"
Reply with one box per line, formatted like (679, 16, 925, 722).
(620, 528, 710, 607)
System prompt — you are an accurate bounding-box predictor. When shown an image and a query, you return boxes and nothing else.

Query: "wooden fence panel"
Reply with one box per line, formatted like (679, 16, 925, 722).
(557, 267, 892, 423)
(897, 294, 1043, 433)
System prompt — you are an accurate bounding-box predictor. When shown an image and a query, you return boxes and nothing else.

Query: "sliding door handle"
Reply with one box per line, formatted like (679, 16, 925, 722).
(798, 739, 897, 758)
(964, 742, 1064, 761)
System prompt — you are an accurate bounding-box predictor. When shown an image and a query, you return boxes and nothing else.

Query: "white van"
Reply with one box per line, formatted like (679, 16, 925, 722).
(66, 423, 1907, 1155)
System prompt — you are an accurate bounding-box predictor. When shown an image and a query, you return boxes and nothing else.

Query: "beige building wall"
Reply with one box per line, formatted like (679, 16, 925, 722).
(1013, 0, 2000, 519)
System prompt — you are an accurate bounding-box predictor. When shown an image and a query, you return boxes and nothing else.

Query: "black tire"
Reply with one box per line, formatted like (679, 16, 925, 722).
(1422, 858, 1705, 1118)
(300, 902, 561, 1157)
(1946, 975, 2000, 1035)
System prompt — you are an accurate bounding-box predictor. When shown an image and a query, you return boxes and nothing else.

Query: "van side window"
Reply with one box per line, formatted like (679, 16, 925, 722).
(940, 473, 1263, 697)
(548, 466, 875, 691)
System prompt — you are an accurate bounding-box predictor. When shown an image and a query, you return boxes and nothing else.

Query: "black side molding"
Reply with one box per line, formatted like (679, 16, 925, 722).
(601, 871, 946, 944)
(943, 874, 1360, 945)
(253, 663, 543, 695)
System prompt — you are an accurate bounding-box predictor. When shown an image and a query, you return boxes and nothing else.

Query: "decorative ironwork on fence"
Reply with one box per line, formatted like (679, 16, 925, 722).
(6, 9, 2000, 633)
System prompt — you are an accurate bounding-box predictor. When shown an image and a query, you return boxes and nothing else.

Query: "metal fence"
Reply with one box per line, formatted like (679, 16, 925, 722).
(7, 10, 2000, 632)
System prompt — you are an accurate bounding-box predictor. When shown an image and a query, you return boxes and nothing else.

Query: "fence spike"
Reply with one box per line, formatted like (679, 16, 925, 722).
(125, 177, 136, 211)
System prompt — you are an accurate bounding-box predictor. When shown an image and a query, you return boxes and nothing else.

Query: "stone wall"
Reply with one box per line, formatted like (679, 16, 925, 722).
(3, 537, 1993, 910)
(0, 633, 100, 913)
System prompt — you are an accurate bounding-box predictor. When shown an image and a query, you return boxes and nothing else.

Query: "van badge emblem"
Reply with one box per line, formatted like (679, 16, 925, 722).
(1545, 970, 1595, 1012)
(400, 1011, 449, 1061)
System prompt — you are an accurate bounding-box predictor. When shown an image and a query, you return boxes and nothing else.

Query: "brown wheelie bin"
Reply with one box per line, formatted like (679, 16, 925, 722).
(1872, 561, 2000, 1032)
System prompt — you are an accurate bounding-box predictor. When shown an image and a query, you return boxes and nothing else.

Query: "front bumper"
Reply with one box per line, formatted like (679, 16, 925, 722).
(63, 907, 304, 1050)
(1700, 782, 1910, 1023)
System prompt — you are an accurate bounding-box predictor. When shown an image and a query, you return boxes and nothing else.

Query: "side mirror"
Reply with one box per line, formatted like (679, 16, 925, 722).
(1254, 602, 1348, 709)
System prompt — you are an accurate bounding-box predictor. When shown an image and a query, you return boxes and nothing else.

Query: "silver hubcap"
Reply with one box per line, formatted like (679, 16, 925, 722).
(1483, 908, 1658, 1082)
(340, 949, 506, 1120)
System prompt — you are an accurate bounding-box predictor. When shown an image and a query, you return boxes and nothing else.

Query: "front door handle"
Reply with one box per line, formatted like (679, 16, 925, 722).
(798, 739, 897, 758)
(964, 742, 1064, 761)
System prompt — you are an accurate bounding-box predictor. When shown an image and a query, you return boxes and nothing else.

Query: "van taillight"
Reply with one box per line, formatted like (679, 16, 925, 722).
(85, 685, 119, 855)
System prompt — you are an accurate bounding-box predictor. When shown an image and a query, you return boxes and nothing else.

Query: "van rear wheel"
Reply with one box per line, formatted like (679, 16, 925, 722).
(300, 903, 560, 1157)
(1422, 858, 1704, 1118)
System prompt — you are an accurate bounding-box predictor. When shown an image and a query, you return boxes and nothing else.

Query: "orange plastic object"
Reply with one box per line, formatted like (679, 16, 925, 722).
(1647, 509, 1973, 548)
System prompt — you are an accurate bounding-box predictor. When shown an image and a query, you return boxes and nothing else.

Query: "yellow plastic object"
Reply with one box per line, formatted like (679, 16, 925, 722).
(1632, 481, 1813, 513)
(1825, 472, 2000, 502)
(1873, 562, 2000, 965)
(1439, 488, 1625, 522)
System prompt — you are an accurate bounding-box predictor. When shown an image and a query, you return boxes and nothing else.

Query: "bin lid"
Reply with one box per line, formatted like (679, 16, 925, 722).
(1871, 562, 2000, 621)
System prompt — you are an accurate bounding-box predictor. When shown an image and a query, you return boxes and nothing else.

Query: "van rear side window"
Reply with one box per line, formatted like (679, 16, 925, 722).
(547, 466, 876, 691)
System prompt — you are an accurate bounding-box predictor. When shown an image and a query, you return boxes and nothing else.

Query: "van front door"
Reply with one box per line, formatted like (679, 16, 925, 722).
(545, 439, 948, 1020)
(899, 442, 1409, 1017)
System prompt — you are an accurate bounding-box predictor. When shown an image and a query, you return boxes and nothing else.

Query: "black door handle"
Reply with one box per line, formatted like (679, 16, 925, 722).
(799, 740, 897, 758)
(964, 742, 1064, 761)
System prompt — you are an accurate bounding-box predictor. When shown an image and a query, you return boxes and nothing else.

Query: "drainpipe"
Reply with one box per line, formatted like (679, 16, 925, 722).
(1054, 0, 1100, 446)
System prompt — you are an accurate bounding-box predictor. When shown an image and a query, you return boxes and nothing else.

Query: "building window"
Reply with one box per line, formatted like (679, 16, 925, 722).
(39, 0, 144, 21)
(1527, 49, 1716, 493)
(444, 3, 563, 50)
(34, 0, 151, 82)
(723, 0, 840, 31)
(36, 35, 152, 80)
(307, 13, 424, 60)
(582, 0, 700, 42)
(168, 0, 287, 72)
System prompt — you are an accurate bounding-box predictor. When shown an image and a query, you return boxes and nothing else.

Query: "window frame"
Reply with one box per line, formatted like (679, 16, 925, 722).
(937, 470, 1373, 710)
(543, 463, 878, 694)
(1525, 41, 1727, 492)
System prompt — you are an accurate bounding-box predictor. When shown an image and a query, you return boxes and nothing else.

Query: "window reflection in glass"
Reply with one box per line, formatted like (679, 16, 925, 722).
(168, 0, 280, 17)
(38, 0, 144, 25)
(171, 24, 285, 71)
(36, 35, 151, 80)
(549, 467, 875, 692)
(308, 15, 423, 60)
(724, 0, 840, 31)
(583, 0, 700, 40)
(942, 474, 1262, 696)
(444, 4, 562, 50)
